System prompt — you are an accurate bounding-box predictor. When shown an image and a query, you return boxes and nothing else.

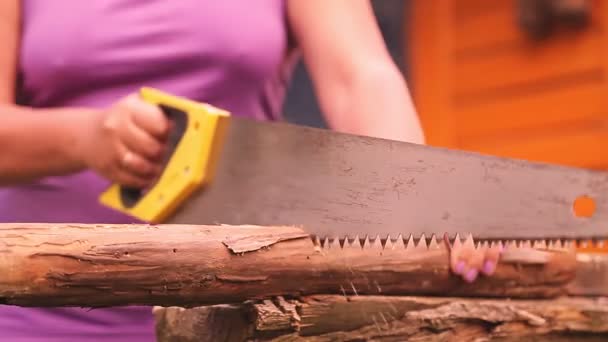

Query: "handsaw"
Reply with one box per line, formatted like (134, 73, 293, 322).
(98, 87, 608, 247)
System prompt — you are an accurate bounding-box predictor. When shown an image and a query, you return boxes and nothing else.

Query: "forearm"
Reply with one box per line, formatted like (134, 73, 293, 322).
(0, 104, 90, 185)
(319, 63, 426, 144)
(287, 0, 425, 145)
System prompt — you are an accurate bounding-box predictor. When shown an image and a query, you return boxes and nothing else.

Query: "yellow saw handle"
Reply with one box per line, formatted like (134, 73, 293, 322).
(98, 87, 231, 223)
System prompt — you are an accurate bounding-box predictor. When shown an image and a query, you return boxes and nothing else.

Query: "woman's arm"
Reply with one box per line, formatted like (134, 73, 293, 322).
(0, 0, 167, 186)
(287, 1, 503, 283)
(286, 0, 425, 144)
(0, 0, 84, 184)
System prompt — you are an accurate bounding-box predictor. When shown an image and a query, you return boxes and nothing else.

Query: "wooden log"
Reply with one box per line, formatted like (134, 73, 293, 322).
(0, 223, 577, 307)
(568, 253, 608, 296)
(153, 295, 608, 341)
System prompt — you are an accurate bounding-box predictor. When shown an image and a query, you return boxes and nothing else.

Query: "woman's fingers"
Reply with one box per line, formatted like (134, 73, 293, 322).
(121, 118, 166, 161)
(116, 144, 161, 182)
(481, 243, 502, 276)
(113, 168, 154, 189)
(114, 94, 169, 183)
(83, 93, 172, 187)
(459, 235, 483, 283)
(450, 235, 503, 283)
(450, 236, 470, 275)
(126, 94, 170, 140)
(464, 245, 485, 283)
(115, 95, 169, 162)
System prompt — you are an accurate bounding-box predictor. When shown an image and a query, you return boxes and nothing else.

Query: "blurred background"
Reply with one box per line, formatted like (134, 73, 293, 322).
(283, 0, 605, 171)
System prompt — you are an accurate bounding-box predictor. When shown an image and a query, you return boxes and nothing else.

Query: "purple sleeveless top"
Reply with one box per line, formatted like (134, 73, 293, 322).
(1, 1, 295, 340)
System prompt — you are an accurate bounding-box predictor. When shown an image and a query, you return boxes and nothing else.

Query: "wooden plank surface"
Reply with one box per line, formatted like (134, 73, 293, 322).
(408, 0, 608, 173)
(460, 123, 608, 169)
(453, 0, 603, 53)
(453, 76, 606, 139)
(452, 31, 602, 98)
(154, 295, 608, 341)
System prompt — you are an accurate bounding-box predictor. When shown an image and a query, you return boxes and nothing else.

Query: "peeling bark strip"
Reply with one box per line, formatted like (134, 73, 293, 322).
(0, 223, 576, 307)
(154, 296, 608, 341)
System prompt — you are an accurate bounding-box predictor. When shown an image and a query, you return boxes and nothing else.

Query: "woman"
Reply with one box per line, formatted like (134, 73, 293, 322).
(0, 0, 500, 340)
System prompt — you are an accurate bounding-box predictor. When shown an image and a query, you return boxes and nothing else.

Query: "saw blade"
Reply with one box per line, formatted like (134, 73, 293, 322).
(164, 117, 608, 241)
(313, 234, 579, 252)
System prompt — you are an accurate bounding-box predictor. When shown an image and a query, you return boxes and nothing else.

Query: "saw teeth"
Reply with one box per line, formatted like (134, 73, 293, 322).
(405, 235, 416, 250)
(574, 239, 608, 251)
(393, 234, 405, 249)
(345, 236, 361, 249)
(311, 235, 322, 247)
(463, 234, 475, 248)
(475, 240, 486, 249)
(428, 235, 440, 249)
(415, 234, 428, 250)
(452, 234, 463, 249)
(492, 240, 505, 250)
(332, 238, 343, 249)
(315, 234, 587, 252)
(367, 235, 382, 249)
(520, 240, 532, 249)
(506, 240, 518, 249)
(548, 240, 559, 250)
(383, 236, 396, 250)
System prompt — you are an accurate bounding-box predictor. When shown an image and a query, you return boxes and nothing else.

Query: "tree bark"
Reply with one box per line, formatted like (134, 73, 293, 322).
(154, 295, 608, 341)
(0, 223, 577, 307)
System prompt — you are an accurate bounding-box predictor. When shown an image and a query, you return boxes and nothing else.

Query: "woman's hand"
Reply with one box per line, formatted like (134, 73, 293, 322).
(449, 236, 503, 283)
(77, 93, 170, 188)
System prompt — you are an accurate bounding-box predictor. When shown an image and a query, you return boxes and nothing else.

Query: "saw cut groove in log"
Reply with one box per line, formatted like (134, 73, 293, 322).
(0, 223, 577, 307)
(154, 296, 608, 341)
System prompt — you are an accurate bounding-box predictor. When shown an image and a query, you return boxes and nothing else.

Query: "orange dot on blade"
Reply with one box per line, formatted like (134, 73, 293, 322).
(573, 195, 596, 218)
